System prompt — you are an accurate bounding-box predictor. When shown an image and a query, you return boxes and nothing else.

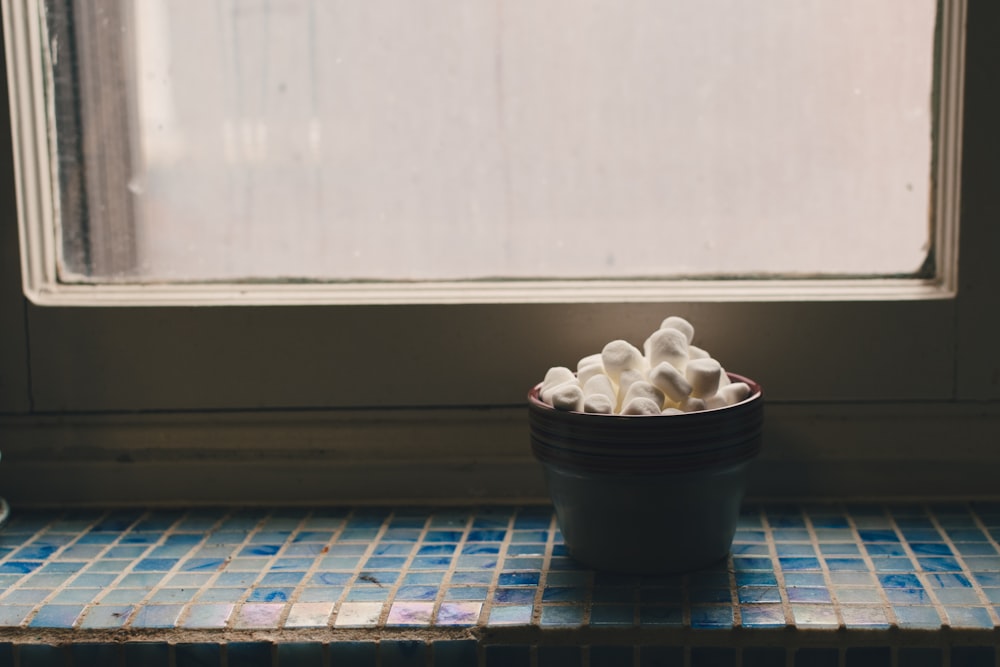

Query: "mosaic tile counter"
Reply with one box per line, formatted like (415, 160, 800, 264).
(0, 504, 998, 666)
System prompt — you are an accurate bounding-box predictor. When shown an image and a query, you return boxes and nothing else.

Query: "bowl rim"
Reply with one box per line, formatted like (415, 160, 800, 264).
(528, 372, 762, 418)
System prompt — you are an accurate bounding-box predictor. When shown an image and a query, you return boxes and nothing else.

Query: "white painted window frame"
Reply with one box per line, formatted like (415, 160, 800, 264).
(1, 0, 997, 505)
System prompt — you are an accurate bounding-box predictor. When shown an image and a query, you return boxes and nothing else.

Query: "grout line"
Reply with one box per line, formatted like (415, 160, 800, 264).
(378, 508, 433, 629)
(845, 503, 902, 629)
(279, 507, 349, 626)
(345, 509, 393, 629)
(194, 509, 276, 629)
(926, 502, 1000, 628)
(428, 507, 474, 629)
(801, 504, 845, 630)
(758, 507, 794, 628)
(4, 509, 109, 624)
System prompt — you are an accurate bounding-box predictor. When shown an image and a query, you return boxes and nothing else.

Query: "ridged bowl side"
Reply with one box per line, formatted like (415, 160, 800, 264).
(528, 373, 763, 474)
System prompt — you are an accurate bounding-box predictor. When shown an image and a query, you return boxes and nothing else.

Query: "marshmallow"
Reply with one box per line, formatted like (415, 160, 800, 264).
(685, 358, 723, 398)
(583, 394, 614, 414)
(542, 366, 575, 391)
(550, 383, 584, 411)
(616, 368, 645, 412)
(660, 316, 695, 343)
(583, 374, 617, 403)
(644, 328, 689, 372)
(703, 393, 728, 410)
(678, 396, 707, 413)
(622, 381, 665, 411)
(648, 361, 693, 404)
(717, 369, 732, 388)
(538, 315, 747, 416)
(719, 381, 751, 405)
(601, 340, 645, 383)
(621, 396, 662, 415)
(577, 361, 606, 386)
(541, 379, 578, 405)
(688, 345, 711, 361)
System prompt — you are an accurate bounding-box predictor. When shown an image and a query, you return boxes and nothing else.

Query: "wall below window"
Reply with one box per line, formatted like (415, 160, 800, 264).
(1, 401, 998, 506)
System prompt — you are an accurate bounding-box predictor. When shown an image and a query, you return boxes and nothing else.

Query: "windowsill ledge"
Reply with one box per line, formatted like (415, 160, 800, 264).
(0, 503, 997, 666)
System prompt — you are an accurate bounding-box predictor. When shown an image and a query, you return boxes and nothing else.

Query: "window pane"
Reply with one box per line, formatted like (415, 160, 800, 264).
(55, 0, 936, 282)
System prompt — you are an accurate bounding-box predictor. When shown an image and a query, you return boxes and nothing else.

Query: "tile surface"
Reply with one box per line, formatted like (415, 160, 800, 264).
(0, 503, 998, 663)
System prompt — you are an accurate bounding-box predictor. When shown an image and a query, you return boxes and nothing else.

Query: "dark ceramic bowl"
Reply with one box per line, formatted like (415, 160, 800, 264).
(528, 373, 763, 574)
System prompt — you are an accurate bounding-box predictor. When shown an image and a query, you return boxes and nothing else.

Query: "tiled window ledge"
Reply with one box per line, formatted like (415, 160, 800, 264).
(0, 504, 998, 666)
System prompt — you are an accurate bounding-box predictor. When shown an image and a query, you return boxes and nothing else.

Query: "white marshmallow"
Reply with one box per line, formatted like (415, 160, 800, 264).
(685, 358, 723, 398)
(541, 380, 577, 405)
(616, 368, 645, 412)
(601, 340, 645, 383)
(542, 366, 575, 392)
(660, 316, 695, 343)
(577, 353, 603, 371)
(644, 328, 689, 372)
(583, 374, 617, 402)
(550, 383, 584, 411)
(577, 361, 605, 386)
(718, 369, 732, 388)
(648, 361, 693, 404)
(678, 396, 707, 413)
(703, 393, 728, 410)
(688, 345, 711, 361)
(583, 394, 614, 414)
(719, 381, 751, 405)
(661, 407, 685, 416)
(622, 381, 665, 411)
(622, 396, 662, 415)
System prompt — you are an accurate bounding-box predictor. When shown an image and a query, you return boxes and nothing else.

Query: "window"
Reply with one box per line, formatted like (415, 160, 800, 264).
(1, 0, 997, 504)
(56, 0, 937, 285)
(17, 0, 951, 300)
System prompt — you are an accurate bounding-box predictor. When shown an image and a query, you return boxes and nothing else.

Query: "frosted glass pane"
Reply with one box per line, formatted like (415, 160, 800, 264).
(81, 0, 936, 281)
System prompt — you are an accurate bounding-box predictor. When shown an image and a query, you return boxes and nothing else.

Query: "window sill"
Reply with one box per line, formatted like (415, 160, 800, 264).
(0, 503, 997, 666)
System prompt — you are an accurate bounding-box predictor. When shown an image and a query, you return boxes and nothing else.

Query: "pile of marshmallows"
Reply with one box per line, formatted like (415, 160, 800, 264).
(539, 316, 751, 415)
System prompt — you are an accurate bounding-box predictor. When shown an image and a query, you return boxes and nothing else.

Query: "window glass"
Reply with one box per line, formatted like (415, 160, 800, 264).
(53, 0, 936, 283)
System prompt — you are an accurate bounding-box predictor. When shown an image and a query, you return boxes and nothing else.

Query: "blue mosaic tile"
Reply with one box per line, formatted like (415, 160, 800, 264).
(740, 604, 785, 627)
(943, 605, 993, 628)
(539, 605, 584, 627)
(844, 647, 891, 666)
(741, 647, 786, 667)
(72, 643, 124, 667)
(896, 647, 943, 667)
(793, 648, 838, 667)
(536, 645, 582, 667)
(28, 604, 85, 628)
(485, 645, 530, 667)
(17, 644, 66, 667)
(79, 604, 134, 629)
(690, 647, 736, 667)
(433, 639, 478, 667)
(174, 642, 222, 667)
(487, 605, 533, 625)
(227, 642, 272, 667)
(639, 606, 683, 627)
(950, 647, 995, 667)
(590, 604, 634, 626)
(893, 605, 943, 627)
(328, 641, 376, 665)
(590, 645, 634, 667)
(122, 642, 168, 667)
(639, 645, 684, 667)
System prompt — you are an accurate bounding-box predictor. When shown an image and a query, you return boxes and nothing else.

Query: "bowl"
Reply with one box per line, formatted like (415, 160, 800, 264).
(528, 373, 763, 574)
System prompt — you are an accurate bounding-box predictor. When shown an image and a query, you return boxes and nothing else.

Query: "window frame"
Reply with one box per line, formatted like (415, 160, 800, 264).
(0, 0, 998, 505)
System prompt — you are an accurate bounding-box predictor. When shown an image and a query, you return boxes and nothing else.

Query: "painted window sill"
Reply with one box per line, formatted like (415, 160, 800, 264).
(0, 503, 997, 666)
